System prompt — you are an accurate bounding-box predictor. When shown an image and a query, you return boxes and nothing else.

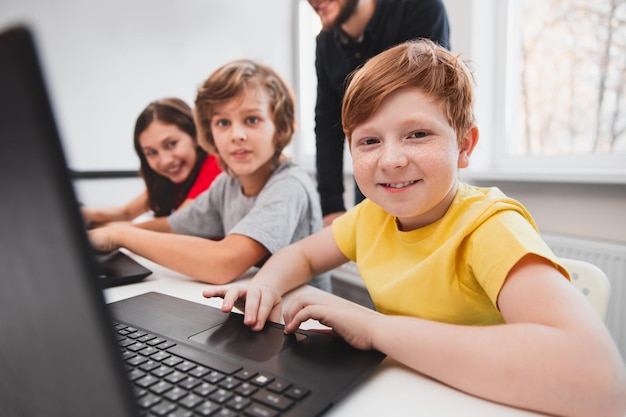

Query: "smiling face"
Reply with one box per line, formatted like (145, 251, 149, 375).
(138, 120, 198, 184)
(209, 86, 277, 196)
(350, 87, 477, 231)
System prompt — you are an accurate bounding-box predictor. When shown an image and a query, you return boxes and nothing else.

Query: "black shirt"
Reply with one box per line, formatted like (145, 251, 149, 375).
(314, 0, 450, 215)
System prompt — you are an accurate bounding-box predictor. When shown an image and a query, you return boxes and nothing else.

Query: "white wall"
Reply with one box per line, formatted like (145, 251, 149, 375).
(4, 0, 625, 244)
(0, 0, 295, 172)
(0, 0, 480, 174)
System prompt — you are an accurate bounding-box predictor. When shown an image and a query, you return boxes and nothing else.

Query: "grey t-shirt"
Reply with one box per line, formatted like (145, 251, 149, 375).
(168, 161, 330, 290)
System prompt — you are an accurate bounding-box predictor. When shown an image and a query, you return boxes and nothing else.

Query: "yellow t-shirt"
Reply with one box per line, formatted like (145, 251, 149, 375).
(332, 182, 568, 325)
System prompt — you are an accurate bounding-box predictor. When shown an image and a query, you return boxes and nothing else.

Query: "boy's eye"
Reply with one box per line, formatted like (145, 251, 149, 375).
(246, 116, 259, 124)
(215, 119, 230, 127)
(352, 137, 380, 148)
(409, 131, 427, 139)
(363, 138, 380, 145)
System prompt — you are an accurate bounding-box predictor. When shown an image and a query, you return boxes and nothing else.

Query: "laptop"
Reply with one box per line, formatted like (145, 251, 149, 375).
(0, 24, 385, 417)
(95, 249, 152, 288)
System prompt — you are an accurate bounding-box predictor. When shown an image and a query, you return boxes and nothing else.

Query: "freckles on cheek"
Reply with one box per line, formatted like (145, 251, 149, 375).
(422, 149, 453, 169)
(351, 157, 370, 188)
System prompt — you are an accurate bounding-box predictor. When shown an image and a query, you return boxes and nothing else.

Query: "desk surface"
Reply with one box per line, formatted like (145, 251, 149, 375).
(104, 252, 547, 417)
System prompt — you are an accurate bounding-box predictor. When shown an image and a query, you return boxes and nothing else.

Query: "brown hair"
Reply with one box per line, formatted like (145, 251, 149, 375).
(194, 59, 295, 176)
(342, 39, 476, 145)
(133, 97, 207, 216)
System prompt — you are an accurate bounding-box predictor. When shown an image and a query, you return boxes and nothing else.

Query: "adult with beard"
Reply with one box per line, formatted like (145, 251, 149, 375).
(307, 0, 450, 226)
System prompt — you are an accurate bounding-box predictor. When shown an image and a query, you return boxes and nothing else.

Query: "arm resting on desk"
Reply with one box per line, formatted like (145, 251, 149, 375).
(207, 229, 626, 417)
(282, 255, 626, 417)
(89, 223, 268, 284)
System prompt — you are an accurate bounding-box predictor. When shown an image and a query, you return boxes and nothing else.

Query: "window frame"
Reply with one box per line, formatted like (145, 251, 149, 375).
(466, 0, 626, 184)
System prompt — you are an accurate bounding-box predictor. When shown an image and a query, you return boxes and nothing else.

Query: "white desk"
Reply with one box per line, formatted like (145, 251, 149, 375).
(104, 252, 547, 417)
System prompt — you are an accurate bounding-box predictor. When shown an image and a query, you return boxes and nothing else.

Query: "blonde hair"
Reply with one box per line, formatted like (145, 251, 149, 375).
(342, 39, 475, 145)
(194, 59, 296, 176)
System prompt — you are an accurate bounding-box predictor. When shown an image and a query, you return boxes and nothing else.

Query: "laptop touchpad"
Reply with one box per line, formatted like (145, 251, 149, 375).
(189, 314, 306, 362)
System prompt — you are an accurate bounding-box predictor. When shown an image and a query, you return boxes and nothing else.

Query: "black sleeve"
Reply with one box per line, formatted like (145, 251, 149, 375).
(314, 41, 347, 216)
(398, 0, 450, 49)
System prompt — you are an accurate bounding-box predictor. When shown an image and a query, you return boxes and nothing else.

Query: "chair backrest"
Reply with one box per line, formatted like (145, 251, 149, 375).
(559, 257, 611, 320)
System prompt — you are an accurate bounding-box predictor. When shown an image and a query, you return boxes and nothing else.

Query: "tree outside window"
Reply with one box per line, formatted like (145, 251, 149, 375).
(508, 0, 626, 158)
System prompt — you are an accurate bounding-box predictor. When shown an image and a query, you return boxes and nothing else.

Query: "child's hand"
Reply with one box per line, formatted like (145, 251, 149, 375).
(80, 206, 96, 228)
(88, 225, 122, 253)
(282, 292, 379, 351)
(203, 283, 283, 331)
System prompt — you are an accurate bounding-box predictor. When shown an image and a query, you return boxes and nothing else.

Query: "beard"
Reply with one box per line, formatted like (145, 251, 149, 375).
(322, 0, 359, 31)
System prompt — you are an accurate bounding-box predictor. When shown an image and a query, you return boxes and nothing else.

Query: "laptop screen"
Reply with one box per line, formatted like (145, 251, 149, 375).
(0, 25, 139, 417)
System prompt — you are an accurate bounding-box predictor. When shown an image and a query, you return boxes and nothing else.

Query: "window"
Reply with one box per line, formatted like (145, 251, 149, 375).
(295, 0, 321, 171)
(296, 0, 626, 179)
(296, 0, 354, 174)
(499, 0, 626, 173)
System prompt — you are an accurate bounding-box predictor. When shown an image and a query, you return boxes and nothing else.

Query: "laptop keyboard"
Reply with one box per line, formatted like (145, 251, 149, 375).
(114, 322, 311, 417)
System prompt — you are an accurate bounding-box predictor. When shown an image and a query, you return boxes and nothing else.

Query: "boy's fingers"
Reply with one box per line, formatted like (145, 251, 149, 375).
(267, 305, 282, 324)
(202, 286, 229, 301)
(202, 289, 221, 299)
(203, 286, 245, 312)
(242, 287, 261, 326)
(284, 307, 315, 333)
(256, 291, 276, 323)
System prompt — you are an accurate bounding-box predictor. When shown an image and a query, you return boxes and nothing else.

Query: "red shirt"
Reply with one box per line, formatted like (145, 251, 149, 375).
(185, 154, 221, 199)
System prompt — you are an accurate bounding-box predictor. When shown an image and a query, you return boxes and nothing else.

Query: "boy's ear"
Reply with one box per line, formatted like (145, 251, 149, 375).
(458, 125, 479, 169)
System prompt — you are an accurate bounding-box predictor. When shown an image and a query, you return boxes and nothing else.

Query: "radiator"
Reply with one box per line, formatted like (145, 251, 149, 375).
(542, 233, 626, 359)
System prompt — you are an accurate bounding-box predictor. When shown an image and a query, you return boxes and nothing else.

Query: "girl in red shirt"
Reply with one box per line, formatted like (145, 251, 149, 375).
(83, 98, 221, 226)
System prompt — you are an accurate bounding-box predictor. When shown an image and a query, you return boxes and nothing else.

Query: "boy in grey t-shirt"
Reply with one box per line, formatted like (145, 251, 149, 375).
(170, 160, 330, 289)
(89, 59, 330, 290)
